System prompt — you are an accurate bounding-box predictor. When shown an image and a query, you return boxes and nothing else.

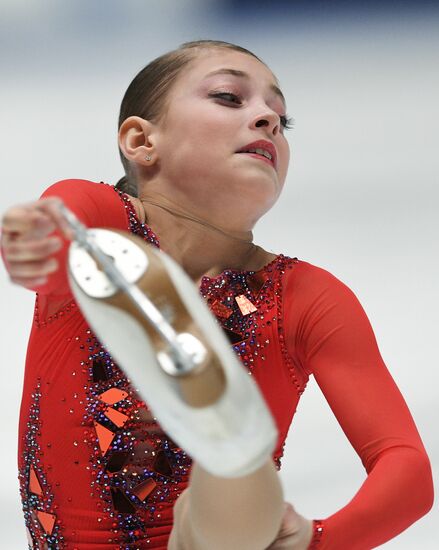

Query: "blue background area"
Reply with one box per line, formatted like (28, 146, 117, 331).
(223, 0, 439, 10)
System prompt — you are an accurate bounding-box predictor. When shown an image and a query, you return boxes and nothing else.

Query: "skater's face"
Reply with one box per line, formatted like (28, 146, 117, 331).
(152, 50, 291, 224)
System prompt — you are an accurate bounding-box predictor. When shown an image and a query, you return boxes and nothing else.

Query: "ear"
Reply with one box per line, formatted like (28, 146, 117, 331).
(118, 116, 157, 166)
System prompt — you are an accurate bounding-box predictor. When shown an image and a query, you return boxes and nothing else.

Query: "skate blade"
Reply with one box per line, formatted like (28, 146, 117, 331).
(68, 229, 226, 408)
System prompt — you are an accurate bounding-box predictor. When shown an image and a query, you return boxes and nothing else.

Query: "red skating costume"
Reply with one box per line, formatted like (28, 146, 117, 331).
(12, 180, 432, 549)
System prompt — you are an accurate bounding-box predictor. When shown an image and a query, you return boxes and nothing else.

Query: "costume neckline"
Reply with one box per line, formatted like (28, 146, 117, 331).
(199, 253, 283, 283)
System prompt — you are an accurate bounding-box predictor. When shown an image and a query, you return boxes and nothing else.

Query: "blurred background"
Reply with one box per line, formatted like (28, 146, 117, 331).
(0, 0, 437, 547)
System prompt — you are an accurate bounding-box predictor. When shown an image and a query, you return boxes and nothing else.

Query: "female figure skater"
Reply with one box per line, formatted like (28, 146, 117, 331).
(0, 40, 433, 550)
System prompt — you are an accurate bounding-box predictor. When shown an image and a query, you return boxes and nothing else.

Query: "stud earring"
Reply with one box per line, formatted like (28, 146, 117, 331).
(145, 155, 152, 161)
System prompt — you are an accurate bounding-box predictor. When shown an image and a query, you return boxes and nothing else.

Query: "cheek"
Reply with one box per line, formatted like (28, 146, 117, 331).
(165, 124, 233, 177)
(159, 135, 220, 190)
(165, 101, 237, 151)
(278, 141, 290, 182)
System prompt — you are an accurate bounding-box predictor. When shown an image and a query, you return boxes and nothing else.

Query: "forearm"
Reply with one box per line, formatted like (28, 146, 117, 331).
(315, 447, 433, 549)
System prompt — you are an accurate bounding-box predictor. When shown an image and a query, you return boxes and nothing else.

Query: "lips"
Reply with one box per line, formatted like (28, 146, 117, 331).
(236, 140, 277, 169)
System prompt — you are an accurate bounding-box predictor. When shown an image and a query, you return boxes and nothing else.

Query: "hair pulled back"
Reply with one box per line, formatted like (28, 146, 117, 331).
(115, 40, 262, 197)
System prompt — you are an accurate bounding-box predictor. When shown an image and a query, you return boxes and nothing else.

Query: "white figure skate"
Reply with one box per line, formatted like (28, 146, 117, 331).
(58, 203, 278, 479)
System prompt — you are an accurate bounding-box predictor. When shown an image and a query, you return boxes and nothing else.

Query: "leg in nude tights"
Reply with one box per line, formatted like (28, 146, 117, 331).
(168, 458, 284, 550)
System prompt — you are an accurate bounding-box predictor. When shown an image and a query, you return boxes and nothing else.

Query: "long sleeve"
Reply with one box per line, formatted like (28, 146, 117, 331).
(284, 261, 434, 549)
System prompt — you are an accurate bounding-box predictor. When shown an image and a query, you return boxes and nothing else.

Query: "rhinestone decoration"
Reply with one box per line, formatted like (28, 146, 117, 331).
(309, 519, 324, 548)
(19, 184, 307, 547)
(19, 381, 64, 549)
(81, 339, 192, 545)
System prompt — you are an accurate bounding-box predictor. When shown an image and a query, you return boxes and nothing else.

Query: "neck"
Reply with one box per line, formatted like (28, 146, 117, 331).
(141, 193, 254, 243)
(138, 193, 271, 282)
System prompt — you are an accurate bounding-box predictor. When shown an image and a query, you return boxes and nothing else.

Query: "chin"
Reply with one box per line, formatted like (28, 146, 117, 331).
(233, 186, 279, 221)
(239, 170, 280, 199)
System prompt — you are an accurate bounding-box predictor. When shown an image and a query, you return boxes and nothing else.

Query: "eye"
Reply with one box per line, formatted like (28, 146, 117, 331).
(280, 114, 294, 130)
(209, 91, 242, 105)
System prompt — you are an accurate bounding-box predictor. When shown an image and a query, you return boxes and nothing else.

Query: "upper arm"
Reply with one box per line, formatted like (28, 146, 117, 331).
(286, 263, 428, 471)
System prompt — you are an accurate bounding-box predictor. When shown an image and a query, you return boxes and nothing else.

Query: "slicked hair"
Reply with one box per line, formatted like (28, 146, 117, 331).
(116, 40, 263, 197)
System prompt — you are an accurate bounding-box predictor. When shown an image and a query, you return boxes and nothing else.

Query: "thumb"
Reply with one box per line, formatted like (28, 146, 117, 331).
(279, 501, 303, 536)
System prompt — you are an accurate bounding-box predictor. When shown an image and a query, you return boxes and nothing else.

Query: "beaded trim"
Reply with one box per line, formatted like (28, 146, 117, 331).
(274, 257, 306, 396)
(82, 188, 189, 546)
(28, 183, 306, 544)
(112, 186, 160, 248)
(34, 298, 76, 328)
(308, 519, 324, 549)
(19, 381, 65, 548)
(82, 336, 192, 547)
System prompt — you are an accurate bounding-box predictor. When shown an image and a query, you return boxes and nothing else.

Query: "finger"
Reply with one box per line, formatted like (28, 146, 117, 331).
(2, 197, 75, 241)
(1, 206, 57, 242)
(9, 275, 48, 290)
(283, 502, 296, 513)
(8, 258, 59, 279)
(1, 205, 37, 236)
(2, 236, 62, 262)
(34, 199, 76, 240)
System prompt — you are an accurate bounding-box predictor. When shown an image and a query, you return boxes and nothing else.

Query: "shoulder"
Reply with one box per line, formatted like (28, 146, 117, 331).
(282, 260, 376, 371)
(284, 258, 350, 292)
(282, 258, 362, 311)
(40, 178, 116, 200)
(39, 179, 128, 228)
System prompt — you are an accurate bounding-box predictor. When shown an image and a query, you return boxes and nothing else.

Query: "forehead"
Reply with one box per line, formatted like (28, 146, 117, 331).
(179, 49, 280, 91)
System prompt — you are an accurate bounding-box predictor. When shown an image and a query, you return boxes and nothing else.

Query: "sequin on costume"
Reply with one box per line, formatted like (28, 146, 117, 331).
(309, 520, 324, 549)
(19, 381, 65, 549)
(19, 183, 303, 548)
(72, 192, 192, 546)
(82, 343, 192, 547)
(13, 179, 432, 549)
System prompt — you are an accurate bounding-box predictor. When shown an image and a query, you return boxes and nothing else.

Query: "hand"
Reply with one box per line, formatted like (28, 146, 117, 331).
(0, 197, 74, 290)
(266, 502, 313, 550)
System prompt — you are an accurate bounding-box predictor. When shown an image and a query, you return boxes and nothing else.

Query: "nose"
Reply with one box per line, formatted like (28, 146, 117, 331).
(250, 109, 281, 136)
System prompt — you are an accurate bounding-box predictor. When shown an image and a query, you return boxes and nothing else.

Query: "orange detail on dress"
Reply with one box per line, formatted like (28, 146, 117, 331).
(104, 406, 129, 427)
(210, 299, 233, 319)
(29, 466, 43, 496)
(235, 294, 258, 315)
(98, 387, 128, 404)
(36, 510, 56, 534)
(94, 421, 115, 454)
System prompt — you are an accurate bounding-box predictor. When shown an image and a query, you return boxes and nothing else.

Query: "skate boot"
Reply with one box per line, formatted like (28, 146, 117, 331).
(59, 203, 278, 478)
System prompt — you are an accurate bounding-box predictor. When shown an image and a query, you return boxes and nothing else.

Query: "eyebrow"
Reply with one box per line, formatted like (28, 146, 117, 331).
(204, 68, 286, 107)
